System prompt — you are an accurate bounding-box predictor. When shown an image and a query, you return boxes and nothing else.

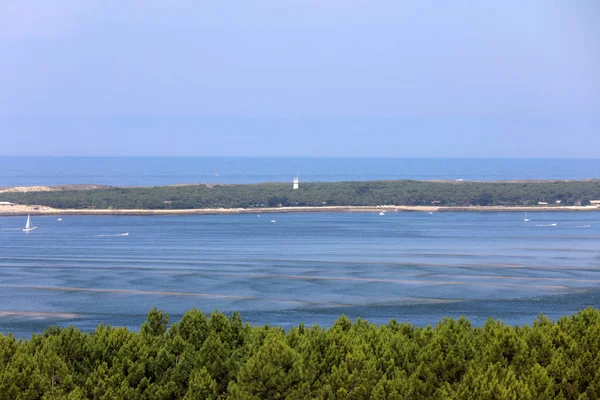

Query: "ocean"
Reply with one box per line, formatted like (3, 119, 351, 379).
(1, 157, 599, 187)
(1, 212, 599, 337)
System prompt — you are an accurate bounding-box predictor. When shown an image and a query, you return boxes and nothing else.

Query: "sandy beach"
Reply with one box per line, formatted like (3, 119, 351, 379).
(1, 203, 598, 216)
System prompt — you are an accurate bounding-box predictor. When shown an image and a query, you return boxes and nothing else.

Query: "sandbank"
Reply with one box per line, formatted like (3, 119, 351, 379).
(0, 203, 598, 216)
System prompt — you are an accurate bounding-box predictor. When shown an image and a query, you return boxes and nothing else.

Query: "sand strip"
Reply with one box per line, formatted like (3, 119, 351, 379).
(1, 204, 599, 216)
(0, 311, 80, 319)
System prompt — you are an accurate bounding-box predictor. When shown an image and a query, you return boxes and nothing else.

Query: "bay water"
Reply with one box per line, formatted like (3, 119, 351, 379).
(1, 212, 599, 337)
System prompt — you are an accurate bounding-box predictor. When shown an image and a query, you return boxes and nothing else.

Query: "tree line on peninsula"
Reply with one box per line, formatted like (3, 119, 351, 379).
(1, 308, 599, 399)
(2, 180, 600, 210)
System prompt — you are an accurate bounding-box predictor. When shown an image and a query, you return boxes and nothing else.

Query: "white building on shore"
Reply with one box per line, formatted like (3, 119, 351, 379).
(293, 176, 299, 190)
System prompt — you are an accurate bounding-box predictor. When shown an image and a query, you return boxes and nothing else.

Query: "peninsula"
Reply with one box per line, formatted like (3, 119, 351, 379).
(1, 180, 599, 215)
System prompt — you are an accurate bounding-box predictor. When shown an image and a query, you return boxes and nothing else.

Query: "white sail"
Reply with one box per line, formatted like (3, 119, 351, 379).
(23, 215, 37, 231)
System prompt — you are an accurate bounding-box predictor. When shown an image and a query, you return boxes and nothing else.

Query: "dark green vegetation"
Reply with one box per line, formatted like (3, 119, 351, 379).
(3, 180, 600, 209)
(2, 309, 600, 399)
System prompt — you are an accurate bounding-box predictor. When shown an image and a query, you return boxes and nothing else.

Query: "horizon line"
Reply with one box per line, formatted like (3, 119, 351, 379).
(2, 156, 600, 160)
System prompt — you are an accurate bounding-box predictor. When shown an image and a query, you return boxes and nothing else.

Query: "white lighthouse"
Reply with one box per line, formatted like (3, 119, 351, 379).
(292, 176, 299, 190)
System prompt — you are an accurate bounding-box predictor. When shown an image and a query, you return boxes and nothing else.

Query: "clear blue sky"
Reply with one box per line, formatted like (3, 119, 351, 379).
(1, 1, 598, 157)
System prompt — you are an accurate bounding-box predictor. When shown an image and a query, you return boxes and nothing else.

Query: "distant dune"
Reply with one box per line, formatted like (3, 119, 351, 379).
(0, 184, 106, 193)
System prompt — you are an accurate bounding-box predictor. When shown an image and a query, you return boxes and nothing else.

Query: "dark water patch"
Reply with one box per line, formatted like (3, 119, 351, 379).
(520, 247, 599, 253)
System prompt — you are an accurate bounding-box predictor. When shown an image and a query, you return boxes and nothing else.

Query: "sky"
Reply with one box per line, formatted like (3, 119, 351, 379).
(1, 1, 599, 157)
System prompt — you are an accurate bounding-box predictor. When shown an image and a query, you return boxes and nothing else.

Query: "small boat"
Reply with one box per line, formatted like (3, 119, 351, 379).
(428, 212, 433, 215)
(23, 215, 38, 232)
(95, 232, 129, 237)
(550, 223, 557, 227)
(379, 211, 385, 216)
(57, 217, 63, 221)
(257, 215, 261, 217)
(523, 212, 529, 222)
(271, 220, 276, 223)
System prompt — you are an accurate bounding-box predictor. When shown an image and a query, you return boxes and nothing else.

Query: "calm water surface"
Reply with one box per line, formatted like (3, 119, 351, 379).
(1, 212, 599, 336)
(1, 157, 599, 187)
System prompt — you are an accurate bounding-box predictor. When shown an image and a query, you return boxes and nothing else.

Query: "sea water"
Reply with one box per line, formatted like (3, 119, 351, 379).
(1, 157, 599, 187)
(1, 212, 599, 337)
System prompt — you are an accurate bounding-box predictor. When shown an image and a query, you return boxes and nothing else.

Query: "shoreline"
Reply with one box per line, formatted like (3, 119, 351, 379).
(1, 204, 599, 216)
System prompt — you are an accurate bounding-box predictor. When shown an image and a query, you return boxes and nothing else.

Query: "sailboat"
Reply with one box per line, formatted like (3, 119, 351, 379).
(523, 212, 530, 222)
(379, 211, 386, 216)
(23, 215, 38, 232)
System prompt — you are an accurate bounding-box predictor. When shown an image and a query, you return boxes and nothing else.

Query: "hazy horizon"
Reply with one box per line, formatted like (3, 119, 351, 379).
(2, 155, 600, 160)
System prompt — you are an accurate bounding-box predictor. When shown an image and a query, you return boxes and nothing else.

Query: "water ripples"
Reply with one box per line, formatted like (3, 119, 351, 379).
(1, 212, 599, 336)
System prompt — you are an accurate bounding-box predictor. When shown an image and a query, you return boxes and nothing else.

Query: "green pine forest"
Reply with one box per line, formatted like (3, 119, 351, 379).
(2, 308, 600, 399)
(3, 180, 600, 210)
